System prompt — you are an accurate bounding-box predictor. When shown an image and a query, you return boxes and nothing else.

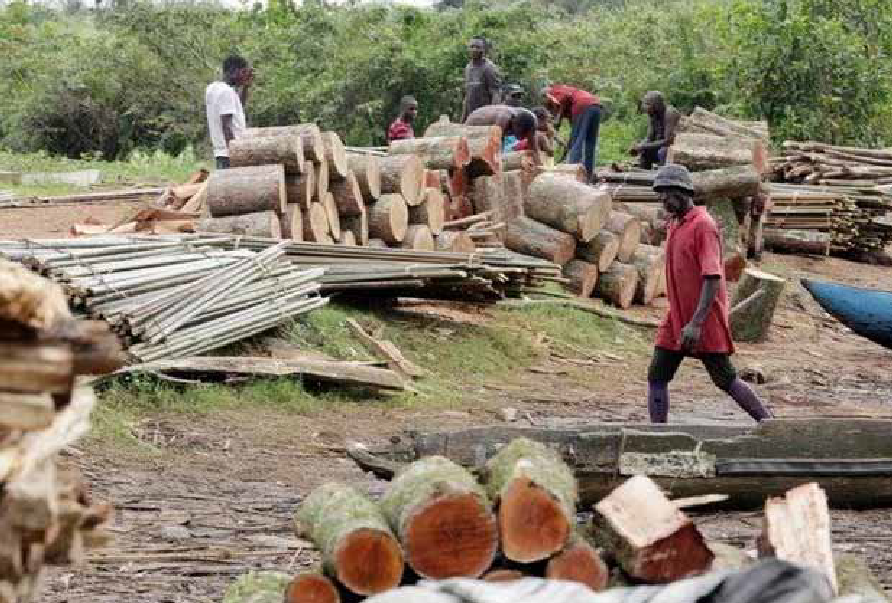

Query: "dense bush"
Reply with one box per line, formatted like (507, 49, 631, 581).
(0, 0, 890, 160)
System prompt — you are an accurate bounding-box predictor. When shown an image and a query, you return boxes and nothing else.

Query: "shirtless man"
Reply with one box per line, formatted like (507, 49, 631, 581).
(465, 104, 541, 166)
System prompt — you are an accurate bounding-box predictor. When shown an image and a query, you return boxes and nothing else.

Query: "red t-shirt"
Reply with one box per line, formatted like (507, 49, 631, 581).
(388, 118, 414, 142)
(513, 139, 528, 151)
(656, 206, 734, 354)
(544, 85, 599, 119)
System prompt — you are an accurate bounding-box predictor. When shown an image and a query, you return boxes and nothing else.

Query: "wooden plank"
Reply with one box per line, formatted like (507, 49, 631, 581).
(345, 318, 424, 378)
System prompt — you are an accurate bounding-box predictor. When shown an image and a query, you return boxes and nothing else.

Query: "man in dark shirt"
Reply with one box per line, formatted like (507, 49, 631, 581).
(461, 37, 501, 122)
(387, 96, 417, 142)
(629, 91, 681, 169)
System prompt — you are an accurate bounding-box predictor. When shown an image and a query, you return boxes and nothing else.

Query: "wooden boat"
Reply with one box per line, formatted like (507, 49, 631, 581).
(802, 278, 892, 350)
(348, 418, 892, 509)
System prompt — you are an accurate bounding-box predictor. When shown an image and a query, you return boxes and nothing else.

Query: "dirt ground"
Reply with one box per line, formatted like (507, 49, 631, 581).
(7, 210, 892, 602)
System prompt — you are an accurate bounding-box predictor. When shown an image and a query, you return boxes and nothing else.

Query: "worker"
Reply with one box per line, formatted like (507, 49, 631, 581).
(504, 84, 525, 107)
(387, 96, 418, 142)
(629, 90, 681, 169)
(647, 164, 771, 424)
(541, 84, 601, 181)
(460, 37, 501, 122)
(465, 104, 541, 166)
(205, 55, 253, 170)
(513, 107, 556, 164)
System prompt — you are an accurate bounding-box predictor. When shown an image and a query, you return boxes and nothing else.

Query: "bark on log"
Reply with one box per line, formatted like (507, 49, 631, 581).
(484, 437, 577, 563)
(605, 211, 641, 262)
(687, 107, 769, 142)
(835, 554, 890, 603)
(302, 203, 331, 243)
(281, 204, 303, 241)
(482, 570, 525, 583)
(379, 155, 425, 206)
(502, 171, 526, 221)
(423, 123, 501, 141)
(595, 261, 639, 309)
(562, 260, 599, 298)
(668, 133, 763, 171)
(296, 483, 403, 595)
(322, 131, 350, 180)
(329, 171, 364, 217)
(389, 136, 470, 171)
(505, 217, 576, 265)
(337, 230, 357, 246)
(545, 536, 609, 592)
(537, 164, 587, 183)
(316, 156, 330, 201)
(321, 192, 341, 240)
(342, 205, 369, 246)
(244, 124, 325, 163)
(285, 573, 341, 603)
(471, 174, 507, 225)
(525, 175, 611, 242)
(764, 229, 830, 255)
(368, 194, 409, 244)
(692, 166, 761, 201)
(380, 456, 497, 579)
(435, 231, 475, 253)
(400, 224, 435, 251)
(198, 211, 282, 239)
(409, 188, 446, 235)
(729, 268, 786, 343)
(206, 165, 286, 217)
(629, 244, 665, 305)
(595, 475, 714, 583)
(286, 167, 315, 210)
(346, 153, 382, 201)
(229, 135, 305, 175)
(576, 230, 620, 272)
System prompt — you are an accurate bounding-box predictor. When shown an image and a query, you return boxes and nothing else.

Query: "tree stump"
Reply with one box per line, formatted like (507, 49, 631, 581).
(322, 131, 350, 179)
(198, 211, 282, 239)
(321, 192, 341, 240)
(577, 230, 620, 271)
(286, 167, 315, 210)
(207, 165, 286, 217)
(330, 171, 364, 217)
(379, 155, 425, 206)
(281, 204, 303, 241)
(285, 573, 341, 603)
(302, 203, 330, 243)
(409, 189, 446, 235)
(296, 483, 403, 595)
(605, 211, 641, 262)
(389, 136, 470, 171)
(368, 194, 408, 244)
(229, 135, 304, 175)
(400, 225, 435, 251)
(484, 438, 577, 563)
(245, 123, 325, 163)
(316, 156, 330, 201)
(337, 230, 356, 246)
(505, 217, 576, 265)
(629, 244, 665, 305)
(729, 268, 786, 343)
(380, 456, 498, 579)
(346, 153, 382, 201)
(562, 260, 599, 298)
(546, 536, 609, 592)
(596, 261, 638, 309)
(668, 133, 763, 171)
(525, 174, 610, 242)
(435, 231, 475, 253)
(342, 205, 369, 246)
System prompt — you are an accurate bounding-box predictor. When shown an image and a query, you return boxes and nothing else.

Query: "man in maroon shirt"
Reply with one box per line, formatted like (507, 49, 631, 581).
(387, 96, 417, 142)
(647, 164, 771, 423)
(542, 84, 601, 181)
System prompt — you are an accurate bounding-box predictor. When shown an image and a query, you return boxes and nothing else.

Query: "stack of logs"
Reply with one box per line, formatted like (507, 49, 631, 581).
(0, 260, 123, 602)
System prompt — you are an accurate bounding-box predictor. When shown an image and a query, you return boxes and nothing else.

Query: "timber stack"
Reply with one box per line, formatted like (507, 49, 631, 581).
(0, 260, 121, 602)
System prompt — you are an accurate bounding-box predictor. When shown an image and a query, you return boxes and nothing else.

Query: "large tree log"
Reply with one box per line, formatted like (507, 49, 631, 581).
(322, 131, 350, 180)
(329, 171, 364, 217)
(605, 211, 641, 262)
(629, 244, 665, 305)
(296, 483, 403, 595)
(342, 205, 369, 246)
(471, 174, 506, 222)
(595, 475, 714, 583)
(764, 228, 830, 255)
(409, 188, 446, 235)
(198, 211, 282, 239)
(503, 150, 538, 172)
(537, 163, 587, 183)
(282, 204, 303, 241)
(562, 260, 599, 298)
(321, 192, 341, 240)
(346, 153, 382, 201)
(389, 136, 470, 171)
(423, 122, 501, 140)
(466, 133, 502, 178)
(577, 230, 620, 271)
(206, 165, 286, 217)
(286, 166, 315, 210)
(285, 573, 341, 603)
(614, 202, 666, 246)
(244, 123, 325, 163)
(368, 194, 409, 244)
(380, 456, 498, 579)
(692, 166, 761, 201)
(525, 174, 611, 241)
(502, 171, 526, 221)
(668, 133, 764, 172)
(400, 224, 435, 251)
(729, 268, 786, 343)
(545, 536, 609, 592)
(302, 202, 331, 243)
(484, 438, 576, 563)
(229, 135, 305, 175)
(379, 155, 426, 206)
(316, 156, 329, 201)
(435, 231, 475, 253)
(686, 107, 769, 142)
(596, 261, 638, 309)
(505, 217, 576, 265)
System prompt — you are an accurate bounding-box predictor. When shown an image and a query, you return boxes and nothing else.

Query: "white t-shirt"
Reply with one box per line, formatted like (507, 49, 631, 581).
(205, 81, 246, 157)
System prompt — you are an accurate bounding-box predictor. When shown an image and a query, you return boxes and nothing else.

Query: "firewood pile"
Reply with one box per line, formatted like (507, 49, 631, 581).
(222, 438, 857, 603)
(0, 260, 122, 603)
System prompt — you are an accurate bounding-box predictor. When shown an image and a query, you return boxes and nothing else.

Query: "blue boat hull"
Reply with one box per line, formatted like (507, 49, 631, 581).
(802, 279, 892, 350)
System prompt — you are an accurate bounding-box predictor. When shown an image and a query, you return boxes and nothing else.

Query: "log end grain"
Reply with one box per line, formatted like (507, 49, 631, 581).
(285, 573, 341, 603)
(286, 169, 315, 211)
(302, 203, 330, 243)
(596, 261, 638, 309)
(316, 158, 330, 200)
(578, 230, 620, 272)
(330, 171, 364, 217)
(562, 260, 599, 298)
(499, 477, 572, 563)
(368, 194, 409, 244)
(400, 224, 435, 251)
(282, 204, 304, 241)
(322, 131, 350, 179)
(334, 527, 403, 594)
(435, 231, 476, 253)
(546, 539, 609, 592)
(321, 192, 342, 240)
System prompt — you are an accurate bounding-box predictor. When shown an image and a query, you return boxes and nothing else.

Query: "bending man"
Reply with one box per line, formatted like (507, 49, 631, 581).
(465, 104, 541, 166)
(542, 84, 601, 181)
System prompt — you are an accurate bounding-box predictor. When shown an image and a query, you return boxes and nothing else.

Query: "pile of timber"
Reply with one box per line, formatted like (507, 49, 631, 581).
(0, 260, 121, 602)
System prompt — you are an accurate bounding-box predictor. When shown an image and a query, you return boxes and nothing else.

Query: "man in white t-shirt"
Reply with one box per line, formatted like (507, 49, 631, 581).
(205, 55, 253, 169)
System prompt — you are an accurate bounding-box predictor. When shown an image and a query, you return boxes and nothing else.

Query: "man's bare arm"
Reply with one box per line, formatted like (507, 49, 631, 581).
(681, 275, 720, 351)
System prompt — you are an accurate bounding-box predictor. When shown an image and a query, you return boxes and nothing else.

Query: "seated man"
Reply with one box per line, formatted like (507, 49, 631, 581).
(465, 104, 541, 165)
(387, 95, 418, 142)
(629, 91, 681, 169)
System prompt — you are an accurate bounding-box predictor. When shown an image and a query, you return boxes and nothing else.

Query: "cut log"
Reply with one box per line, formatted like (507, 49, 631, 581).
(423, 123, 501, 141)
(316, 156, 330, 201)
(545, 536, 609, 592)
(758, 483, 837, 594)
(503, 150, 538, 172)
(629, 244, 665, 305)
(484, 437, 577, 563)
(687, 107, 769, 142)
(296, 483, 403, 595)
(400, 224, 434, 251)
(668, 133, 764, 171)
(562, 260, 598, 298)
(285, 573, 341, 603)
(505, 217, 576, 265)
(595, 475, 714, 583)
(380, 456, 498, 579)
(482, 570, 525, 583)
(229, 135, 304, 175)
(245, 124, 326, 163)
(282, 204, 304, 241)
(302, 203, 330, 243)
(285, 167, 315, 210)
(538, 163, 587, 183)
(389, 136, 470, 171)
(368, 194, 409, 244)
(576, 230, 620, 271)
(336, 230, 357, 246)
(224, 572, 292, 603)
(595, 261, 638, 309)
(525, 175, 610, 242)
(197, 211, 281, 239)
(346, 153, 382, 201)
(322, 131, 350, 180)
(409, 188, 446, 234)
(466, 135, 502, 178)
(614, 202, 666, 246)
(329, 171, 364, 217)
(181, 180, 209, 214)
(764, 229, 830, 255)
(321, 192, 341, 240)
(379, 155, 425, 206)
(692, 166, 761, 201)
(470, 174, 506, 224)
(434, 231, 475, 253)
(605, 211, 641, 262)
(835, 554, 889, 603)
(342, 204, 369, 246)
(729, 268, 786, 343)
(206, 165, 287, 217)
(502, 171, 526, 221)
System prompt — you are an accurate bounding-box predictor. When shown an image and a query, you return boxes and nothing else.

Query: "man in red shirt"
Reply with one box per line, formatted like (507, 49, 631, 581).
(647, 164, 771, 423)
(387, 96, 417, 143)
(541, 84, 601, 181)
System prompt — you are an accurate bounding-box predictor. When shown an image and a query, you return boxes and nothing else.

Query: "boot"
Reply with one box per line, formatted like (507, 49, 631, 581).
(726, 378, 772, 422)
(647, 381, 670, 423)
